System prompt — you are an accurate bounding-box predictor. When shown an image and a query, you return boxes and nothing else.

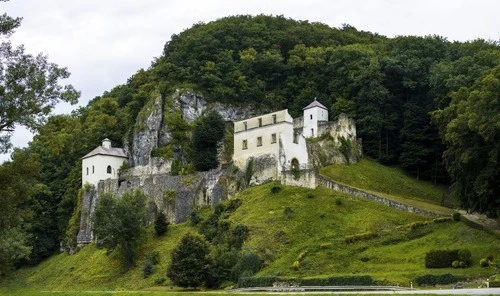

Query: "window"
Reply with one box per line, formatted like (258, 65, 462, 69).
(86, 167, 89, 175)
(272, 114, 277, 124)
(242, 140, 248, 150)
(311, 128, 314, 137)
(92, 165, 95, 174)
(271, 133, 277, 144)
(243, 121, 247, 131)
(293, 133, 298, 144)
(257, 136, 262, 147)
(258, 118, 262, 127)
(310, 114, 313, 120)
(107, 165, 112, 174)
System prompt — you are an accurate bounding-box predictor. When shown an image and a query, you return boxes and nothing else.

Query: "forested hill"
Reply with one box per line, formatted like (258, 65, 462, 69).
(1, 15, 499, 272)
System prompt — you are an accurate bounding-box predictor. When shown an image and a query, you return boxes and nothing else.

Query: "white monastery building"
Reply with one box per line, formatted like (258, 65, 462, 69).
(233, 98, 329, 175)
(81, 138, 127, 187)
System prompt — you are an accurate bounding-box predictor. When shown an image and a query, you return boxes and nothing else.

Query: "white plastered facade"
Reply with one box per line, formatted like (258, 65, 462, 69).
(233, 100, 326, 174)
(81, 139, 128, 187)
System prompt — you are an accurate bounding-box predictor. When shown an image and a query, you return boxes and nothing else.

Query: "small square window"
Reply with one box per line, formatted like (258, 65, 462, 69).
(257, 136, 262, 147)
(272, 114, 277, 124)
(258, 118, 262, 127)
(271, 133, 277, 144)
(242, 140, 248, 150)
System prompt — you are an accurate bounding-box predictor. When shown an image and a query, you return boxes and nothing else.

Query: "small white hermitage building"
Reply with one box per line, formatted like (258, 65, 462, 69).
(81, 138, 128, 187)
(233, 99, 328, 174)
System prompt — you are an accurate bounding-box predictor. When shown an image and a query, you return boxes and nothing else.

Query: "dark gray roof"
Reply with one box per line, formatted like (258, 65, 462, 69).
(303, 98, 328, 110)
(82, 146, 127, 159)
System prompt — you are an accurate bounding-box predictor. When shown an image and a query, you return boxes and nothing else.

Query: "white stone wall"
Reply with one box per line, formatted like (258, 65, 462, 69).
(82, 155, 127, 187)
(302, 106, 328, 138)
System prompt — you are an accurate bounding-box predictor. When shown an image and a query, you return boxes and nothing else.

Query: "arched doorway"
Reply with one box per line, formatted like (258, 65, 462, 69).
(291, 158, 299, 170)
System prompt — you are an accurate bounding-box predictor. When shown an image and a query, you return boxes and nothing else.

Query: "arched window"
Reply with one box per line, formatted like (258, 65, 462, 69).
(92, 166, 95, 174)
(86, 167, 89, 175)
(107, 165, 112, 174)
(291, 158, 299, 170)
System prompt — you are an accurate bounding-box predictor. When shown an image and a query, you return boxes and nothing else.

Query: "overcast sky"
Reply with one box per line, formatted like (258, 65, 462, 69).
(1, 0, 499, 162)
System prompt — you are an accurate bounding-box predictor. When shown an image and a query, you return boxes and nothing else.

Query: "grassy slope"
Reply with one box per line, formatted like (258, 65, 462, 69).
(228, 183, 499, 284)
(2, 162, 498, 292)
(319, 159, 454, 215)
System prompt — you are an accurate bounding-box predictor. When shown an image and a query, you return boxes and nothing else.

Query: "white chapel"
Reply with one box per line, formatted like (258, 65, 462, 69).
(81, 138, 128, 187)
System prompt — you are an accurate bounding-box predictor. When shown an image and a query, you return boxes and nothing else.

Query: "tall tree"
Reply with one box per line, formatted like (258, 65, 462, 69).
(0, 4, 79, 153)
(92, 190, 147, 266)
(167, 233, 212, 288)
(432, 66, 500, 216)
(0, 148, 41, 275)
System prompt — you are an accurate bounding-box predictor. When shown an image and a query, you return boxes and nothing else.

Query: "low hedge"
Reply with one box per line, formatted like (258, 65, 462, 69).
(414, 273, 465, 286)
(238, 275, 374, 287)
(425, 249, 459, 268)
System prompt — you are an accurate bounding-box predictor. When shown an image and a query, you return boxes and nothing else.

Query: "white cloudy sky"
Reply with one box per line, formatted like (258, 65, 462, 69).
(1, 0, 499, 162)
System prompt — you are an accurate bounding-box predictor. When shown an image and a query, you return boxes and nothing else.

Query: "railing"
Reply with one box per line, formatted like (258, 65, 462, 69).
(231, 285, 412, 293)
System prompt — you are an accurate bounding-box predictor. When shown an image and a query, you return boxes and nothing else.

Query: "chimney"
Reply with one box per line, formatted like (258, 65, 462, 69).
(102, 138, 111, 149)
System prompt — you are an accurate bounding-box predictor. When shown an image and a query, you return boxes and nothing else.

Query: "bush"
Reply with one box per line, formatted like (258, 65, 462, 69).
(284, 207, 294, 219)
(414, 273, 465, 286)
(143, 261, 154, 278)
(190, 210, 201, 224)
(425, 249, 459, 268)
(231, 224, 249, 250)
(480, 258, 490, 267)
(320, 243, 332, 249)
(153, 277, 166, 285)
(232, 252, 262, 281)
(345, 232, 378, 243)
(167, 233, 212, 288)
(270, 185, 282, 194)
(452, 212, 461, 221)
(458, 249, 472, 266)
(307, 192, 314, 199)
(452, 260, 460, 268)
(148, 251, 160, 265)
(154, 212, 169, 236)
(335, 198, 342, 205)
(237, 275, 374, 288)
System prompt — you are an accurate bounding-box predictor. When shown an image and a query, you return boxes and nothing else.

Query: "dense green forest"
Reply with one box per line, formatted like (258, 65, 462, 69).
(1, 14, 499, 275)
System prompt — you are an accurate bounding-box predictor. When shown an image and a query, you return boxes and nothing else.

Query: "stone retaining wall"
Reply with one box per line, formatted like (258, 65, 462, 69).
(317, 175, 442, 218)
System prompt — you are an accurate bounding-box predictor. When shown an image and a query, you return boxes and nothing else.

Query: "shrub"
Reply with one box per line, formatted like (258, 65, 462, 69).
(190, 210, 200, 225)
(143, 261, 154, 278)
(452, 212, 461, 221)
(148, 251, 160, 265)
(345, 232, 378, 243)
(232, 252, 262, 281)
(480, 258, 490, 267)
(320, 243, 332, 249)
(231, 224, 249, 250)
(425, 249, 460, 268)
(307, 192, 314, 199)
(335, 198, 342, 205)
(414, 274, 465, 286)
(296, 251, 307, 262)
(452, 260, 460, 268)
(153, 277, 166, 285)
(154, 212, 169, 236)
(284, 207, 294, 219)
(237, 275, 374, 288)
(458, 249, 472, 266)
(270, 185, 282, 194)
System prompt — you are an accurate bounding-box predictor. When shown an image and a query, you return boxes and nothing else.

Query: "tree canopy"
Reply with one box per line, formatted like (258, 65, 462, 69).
(0, 4, 79, 153)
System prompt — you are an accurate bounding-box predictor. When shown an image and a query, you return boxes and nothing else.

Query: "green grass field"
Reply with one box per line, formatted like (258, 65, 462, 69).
(319, 159, 455, 215)
(1, 160, 498, 294)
